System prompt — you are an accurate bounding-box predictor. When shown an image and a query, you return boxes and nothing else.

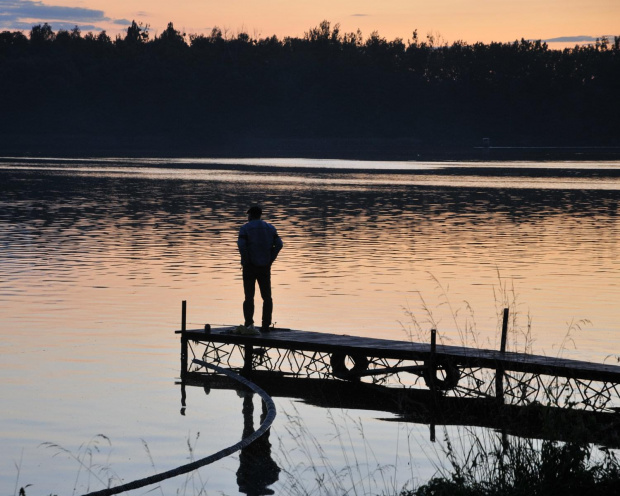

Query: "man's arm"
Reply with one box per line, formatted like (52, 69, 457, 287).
(271, 231, 283, 263)
(238, 226, 250, 266)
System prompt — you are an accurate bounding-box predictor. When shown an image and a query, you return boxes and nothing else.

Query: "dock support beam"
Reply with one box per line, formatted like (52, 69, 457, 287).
(495, 308, 509, 402)
(429, 328, 437, 394)
(429, 328, 438, 441)
(181, 300, 188, 379)
(243, 345, 254, 375)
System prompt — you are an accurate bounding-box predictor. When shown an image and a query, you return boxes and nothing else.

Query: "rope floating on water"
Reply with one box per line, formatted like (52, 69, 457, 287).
(83, 360, 276, 496)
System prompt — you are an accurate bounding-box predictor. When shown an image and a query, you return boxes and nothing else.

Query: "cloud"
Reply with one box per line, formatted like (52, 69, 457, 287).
(351, 14, 370, 17)
(0, 0, 118, 31)
(543, 35, 614, 44)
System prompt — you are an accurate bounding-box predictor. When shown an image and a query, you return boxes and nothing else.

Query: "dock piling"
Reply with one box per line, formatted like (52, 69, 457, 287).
(243, 345, 254, 375)
(429, 328, 437, 393)
(496, 308, 509, 402)
(500, 307, 509, 353)
(181, 300, 188, 378)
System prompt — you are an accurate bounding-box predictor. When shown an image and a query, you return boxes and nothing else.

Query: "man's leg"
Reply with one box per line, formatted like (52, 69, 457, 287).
(242, 266, 256, 327)
(255, 266, 273, 331)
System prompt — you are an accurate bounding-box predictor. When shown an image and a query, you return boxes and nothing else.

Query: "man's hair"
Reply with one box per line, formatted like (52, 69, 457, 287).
(247, 205, 262, 218)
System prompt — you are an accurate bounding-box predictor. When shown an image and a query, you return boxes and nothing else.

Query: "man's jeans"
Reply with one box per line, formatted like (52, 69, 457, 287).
(242, 264, 273, 330)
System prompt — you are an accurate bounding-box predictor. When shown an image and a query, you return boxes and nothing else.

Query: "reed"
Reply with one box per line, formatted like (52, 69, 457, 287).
(274, 405, 410, 496)
(17, 403, 620, 496)
(272, 402, 620, 496)
(400, 270, 534, 353)
(40, 435, 119, 495)
(394, 272, 620, 495)
(404, 427, 620, 496)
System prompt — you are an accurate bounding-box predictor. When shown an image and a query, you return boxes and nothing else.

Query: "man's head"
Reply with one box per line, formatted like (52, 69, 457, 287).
(247, 205, 262, 220)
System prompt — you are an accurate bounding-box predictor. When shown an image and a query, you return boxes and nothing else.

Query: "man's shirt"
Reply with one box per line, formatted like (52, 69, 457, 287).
(238, 219, 283, 267)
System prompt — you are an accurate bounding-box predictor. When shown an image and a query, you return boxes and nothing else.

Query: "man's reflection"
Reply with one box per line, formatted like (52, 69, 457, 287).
(236, 390, 280, 495)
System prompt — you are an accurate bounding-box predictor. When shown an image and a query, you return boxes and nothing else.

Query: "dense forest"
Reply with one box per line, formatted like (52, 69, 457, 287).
(0, 21, 618, 156)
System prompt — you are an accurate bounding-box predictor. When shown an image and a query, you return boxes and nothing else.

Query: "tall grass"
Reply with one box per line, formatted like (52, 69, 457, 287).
(405, 427, 620, 496)
(17, 432, 210, 496)
(274, 405, 413, 496)
(18, 400, 620, 496)
(40, 434, 120, 495)
(401, 270, 535, 352)
(273, 403, 620, 496)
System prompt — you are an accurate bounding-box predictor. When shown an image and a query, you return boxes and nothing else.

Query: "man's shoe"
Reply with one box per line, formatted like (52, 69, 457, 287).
(233, 324, 259, 335)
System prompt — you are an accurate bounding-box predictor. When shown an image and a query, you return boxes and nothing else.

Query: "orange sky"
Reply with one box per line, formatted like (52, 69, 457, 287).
(3, 0, 619, 46)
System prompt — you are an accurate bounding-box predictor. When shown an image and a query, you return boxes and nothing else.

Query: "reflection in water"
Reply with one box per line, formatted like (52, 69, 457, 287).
(237, 391, 280, 495)
(189, 372, 620, 449)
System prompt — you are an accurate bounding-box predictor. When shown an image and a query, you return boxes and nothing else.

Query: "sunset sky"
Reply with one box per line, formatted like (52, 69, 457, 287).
(1, 0, 618, 46)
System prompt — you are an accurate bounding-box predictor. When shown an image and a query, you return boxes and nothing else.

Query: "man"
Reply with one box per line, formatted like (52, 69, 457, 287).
(237, 205, 283, 332)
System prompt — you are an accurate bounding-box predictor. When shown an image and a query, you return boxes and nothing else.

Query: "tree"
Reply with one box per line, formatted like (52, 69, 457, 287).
(124, 21, 149, 44)
(70, 26, 82, 40)
(97, 31, 111, 45)
(29, 23, 55, 45)
(304, 20, 341, 44)
(158, 22, 186, 46)
(0, 30, 28, 56)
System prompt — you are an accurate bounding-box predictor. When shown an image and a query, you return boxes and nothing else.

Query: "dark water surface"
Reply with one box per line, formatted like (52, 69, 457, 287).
(1, 157, 619, 494)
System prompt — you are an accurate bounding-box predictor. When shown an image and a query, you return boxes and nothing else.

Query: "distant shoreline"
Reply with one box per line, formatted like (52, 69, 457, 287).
(3, 147, 620, 181)
(2, 135, 620, 163)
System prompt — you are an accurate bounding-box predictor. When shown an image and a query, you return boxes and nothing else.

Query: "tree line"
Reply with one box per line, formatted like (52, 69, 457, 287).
(1, 21, 618, 154)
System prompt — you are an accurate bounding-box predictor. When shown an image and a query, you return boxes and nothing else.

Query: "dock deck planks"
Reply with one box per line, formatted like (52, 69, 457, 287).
(178, 326, 620, 384)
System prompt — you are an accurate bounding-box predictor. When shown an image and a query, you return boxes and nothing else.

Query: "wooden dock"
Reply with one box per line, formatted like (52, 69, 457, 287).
(177, 311, 620, 413)
(179, 326, 620, 384)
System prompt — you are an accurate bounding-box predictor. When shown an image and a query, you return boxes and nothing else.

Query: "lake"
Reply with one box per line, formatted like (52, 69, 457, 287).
(1, 156, 619, 495)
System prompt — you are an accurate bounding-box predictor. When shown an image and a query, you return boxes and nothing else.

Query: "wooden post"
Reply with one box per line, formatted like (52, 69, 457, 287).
(429, 329, 438, 436)
(500, 307, 509, 353)
(243, 345, 254, 375)
(181, 300, 188, 379)
(180, 381, 186, 416)
(496, 308, 508, 402)
(429, 329, 437, 393)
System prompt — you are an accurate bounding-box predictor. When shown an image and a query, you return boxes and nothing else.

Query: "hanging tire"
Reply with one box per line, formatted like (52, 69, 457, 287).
(423, 358, 461, 391)
(330, 353, 369, 380)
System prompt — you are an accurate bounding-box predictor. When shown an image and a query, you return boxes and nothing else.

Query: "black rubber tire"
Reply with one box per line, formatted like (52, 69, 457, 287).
(330, 353, 369, 380)
(423, 359, 461, 390)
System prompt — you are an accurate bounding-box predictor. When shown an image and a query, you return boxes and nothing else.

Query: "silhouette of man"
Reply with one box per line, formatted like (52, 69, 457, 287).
(237, 205, 283, 332)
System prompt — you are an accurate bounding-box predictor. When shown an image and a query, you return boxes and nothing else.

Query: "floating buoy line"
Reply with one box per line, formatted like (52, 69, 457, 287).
(83, 359, 276, 496)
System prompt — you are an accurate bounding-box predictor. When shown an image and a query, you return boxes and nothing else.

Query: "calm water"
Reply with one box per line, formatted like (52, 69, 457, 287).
(1, 157, 619, 494)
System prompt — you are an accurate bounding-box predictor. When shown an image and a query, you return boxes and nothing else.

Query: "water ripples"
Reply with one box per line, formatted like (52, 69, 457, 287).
(0, 162, 619, 353)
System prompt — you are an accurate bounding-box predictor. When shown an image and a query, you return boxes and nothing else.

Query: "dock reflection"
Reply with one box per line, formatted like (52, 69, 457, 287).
(179, 376, 280, 495)
(181, 371, 620, 450)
